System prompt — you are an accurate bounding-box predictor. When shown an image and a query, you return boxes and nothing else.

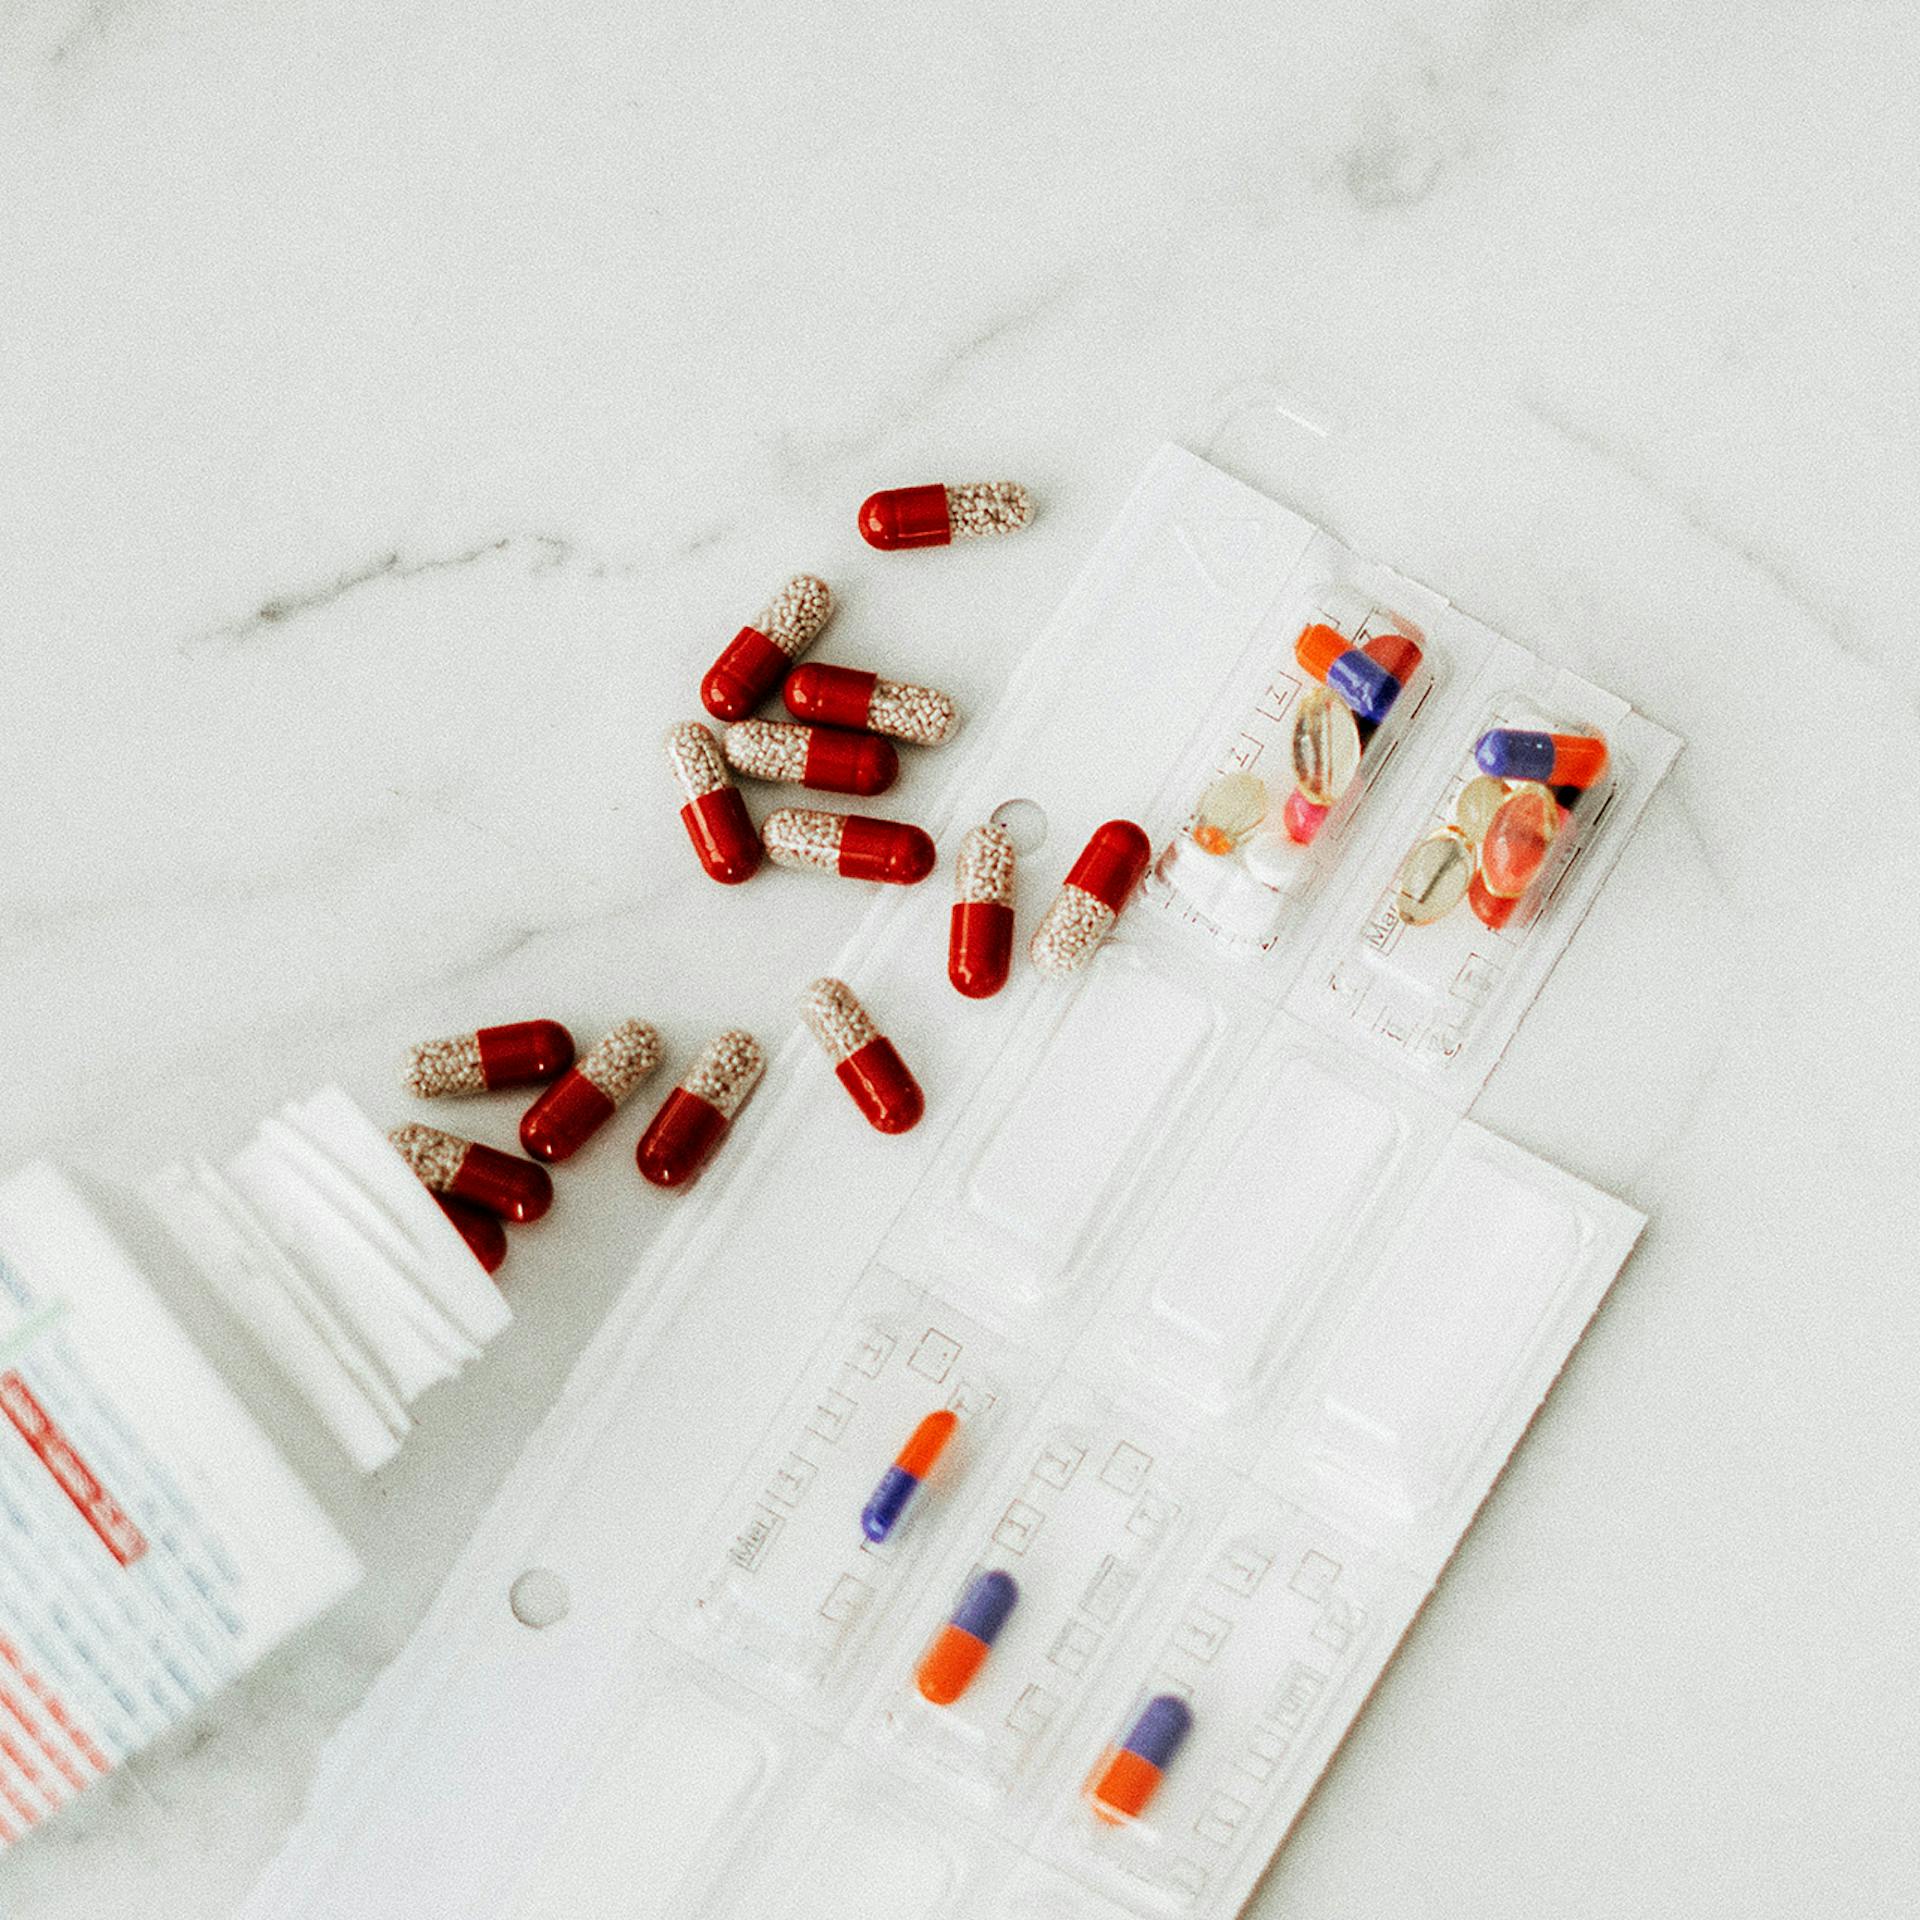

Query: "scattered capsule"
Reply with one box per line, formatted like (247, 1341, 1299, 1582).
(401, 1020, 573, 1100)
(1283, 788, 1329, 844)
(433, 1193, 507, 1276)
(1468, 869, 1517, 930)
(1190, 773, 1267, 855)
(762, 807, 936, 885)
(1361, 629, 1424, 686)
(665, 721, 761, 885)
(1479, 782, 1559, 899)
(700, 575, 834, 723)
(1030, 820, 1152, 977)
(917, 1570, 1019, 1707)
(1391, 827, 1475, 926)
(861, 1409, 959, 1543)
(949, 824, 1016, 999)
(859, 482, 1033, 551)
(1452, 774, 1508, 844)
(635, 1030, 764, 1189)
(783, 663, 958, 748)
(1474, 728, 1609, 789)
(1291, 685, 1363, 809)
(1088, 1694, 1193, 1825)
(1293, 623, 1402, 726)
(388, 1123, 554, 1224)
(722, 718, 897, 797)
(802, 978, 924, 1134)
(519, 1019, 663, 1163)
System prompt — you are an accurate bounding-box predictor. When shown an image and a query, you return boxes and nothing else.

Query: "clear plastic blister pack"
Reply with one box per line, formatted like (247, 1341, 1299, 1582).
(235, 445, 1679, 1920)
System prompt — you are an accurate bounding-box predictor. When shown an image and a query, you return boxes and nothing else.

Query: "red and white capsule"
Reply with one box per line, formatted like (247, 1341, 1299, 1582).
(401, 1020, 574, 1099)
(701, 574, 833, 723)
(1029, 820, 1152, 977)
(783, 664, 957, 747)
(636, 1029, 765, 1189)
(519, 1019, 663, 1163)
(666, 721, 761, 885)
(433, 1194, 508, 1276)
(722, 718, 898, 797)
(859, 482, 1034, 550)
(802, 978, 924, 1134)
(762, 807, 936, 886)
(388, 1123, 554, 1223)
(949, 824, 1016, 999)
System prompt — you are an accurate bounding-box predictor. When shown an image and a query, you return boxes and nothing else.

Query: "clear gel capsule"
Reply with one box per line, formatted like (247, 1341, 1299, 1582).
(859, 482, 1033, 550)
(1088, 1694, 1193, 1825)
(1468, 868, 1517, 930)
(433, 1194, 507, 1276)
(1291, 685, 1363, 808)
(722, 718, 898, 797)
(783, 664, 957, 747)
(1479, 782, 1559, 898)
(665, 721, 762, 885)
(1190, 773, 1267, 855)
(917, 1570, 1019, 1706)
(701, 575, 833, 723)
(1452, 774, 1507, 844)
(388, 1124, 554, 1224)
(401, 1020, 574, 1099)
(1030, 820, 1152, 977)
(1392, 826, 1475, 926)
(802, 978, 924, 1134)
(949, 824, 1016, 999)
(519, 1019, 663, 1163)
(1474, 728, 1609, 788)
(861, 1409, 959, 1543)
(762, 807, 936, 885)
(635, 1031, 764, 1189)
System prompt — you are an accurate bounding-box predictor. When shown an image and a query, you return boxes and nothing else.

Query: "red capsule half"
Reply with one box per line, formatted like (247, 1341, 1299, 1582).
(434, 1194, 507, 1276)
(1066, 819, 1153, 911)
(837, 1039, 924, 1134)
(474, 1020, 573, 1088)
(843, 816, 935, 885)
(783, 663, 879, 732)
(521, 1071, 615, 1164)
(804, 728, 896, 795)
(949, 901, 1013, 998)
(860, 484, 953, 549)
(681, 789, 760, 884)
(449, 1143, 551, 1223)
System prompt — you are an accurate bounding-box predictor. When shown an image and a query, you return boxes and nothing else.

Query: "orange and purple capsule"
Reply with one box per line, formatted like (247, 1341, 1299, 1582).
(861, 1409, 959, 1543)
(1294, 623, 1421, 727)
(1087, 1694, 1193, 1825)
(916, 1570, 1019, 1707)
(858, 482, 1033, 551)
(1474, 728, 1609, 789)
(701, 575, 833, 723)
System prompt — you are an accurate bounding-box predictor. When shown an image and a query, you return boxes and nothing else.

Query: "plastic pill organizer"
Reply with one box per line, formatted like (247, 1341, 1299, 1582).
(238, 445, 1679, 1920)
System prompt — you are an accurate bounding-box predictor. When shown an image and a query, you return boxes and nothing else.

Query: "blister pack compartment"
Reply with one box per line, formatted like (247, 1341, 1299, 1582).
(234, 445, 1675, 1920)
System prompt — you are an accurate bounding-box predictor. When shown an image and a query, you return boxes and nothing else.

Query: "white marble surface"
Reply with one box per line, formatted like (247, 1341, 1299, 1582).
(2, 1, 1916, 1914)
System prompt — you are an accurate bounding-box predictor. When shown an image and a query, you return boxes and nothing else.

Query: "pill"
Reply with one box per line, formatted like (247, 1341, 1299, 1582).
(401, 1020, 574, 1100)
(665, 721, 761, 885)
(1452, 774, 1507, 844)
(858, 482, 1033, 551)
(1291, 686, 1362, 809)
(1030, 820, 1151, 977)
(700, 575, 834, 723)
(1392, 826, 1474, 926)
(917, 1570, 1019, 1707)
(722, 718, 898, 797)
(1361, 629, 1424, 685)
(762, 807, 936, 885)
(1468, 869, 1517, 930)
(861, 1409, 960, 1543)
(1088, 1694, 1193, 1825)
(388, 1124, 554, 1224)
(1190, 773, 1267, 855)
(433, 1194, 507, 1276)
(1479, 782, 1559, 898)
(783, 663, 958, 748)
(802, 978, 924, 1134)
(1283, 788, 1328, 844)
(949, 824, 1016, 999)
(1293, 623, 1401, 726)
(1474, 728, 1609, 788)
(635, 1030, 764, 1189)
(519, 1019, 663, 1163)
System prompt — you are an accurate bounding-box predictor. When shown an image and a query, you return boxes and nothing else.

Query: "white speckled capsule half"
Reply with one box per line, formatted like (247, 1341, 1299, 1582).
(663, 720, 732, 802)
(1028, 887, 1116, 977)
(867, 677, 957, 747)
(955, 823, 1016, 907)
